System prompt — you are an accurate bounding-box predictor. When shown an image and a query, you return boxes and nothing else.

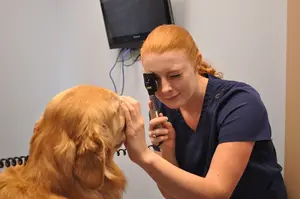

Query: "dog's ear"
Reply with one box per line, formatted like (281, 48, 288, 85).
(73, 126, 106, 190)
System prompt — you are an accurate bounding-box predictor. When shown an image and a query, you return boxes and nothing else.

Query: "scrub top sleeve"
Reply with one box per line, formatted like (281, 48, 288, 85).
(218, 91, 272, 143)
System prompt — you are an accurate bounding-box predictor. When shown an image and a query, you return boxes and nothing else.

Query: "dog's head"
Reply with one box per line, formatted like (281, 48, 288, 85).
(27, 85, 126, 191)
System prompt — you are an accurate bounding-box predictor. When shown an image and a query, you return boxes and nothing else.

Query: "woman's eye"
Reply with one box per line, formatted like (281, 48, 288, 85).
(169, 74, 181, 78)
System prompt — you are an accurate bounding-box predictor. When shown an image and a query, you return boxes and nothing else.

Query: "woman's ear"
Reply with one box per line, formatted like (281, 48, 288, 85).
(198, 52, 202, 59)
(73, 133, 106, 190)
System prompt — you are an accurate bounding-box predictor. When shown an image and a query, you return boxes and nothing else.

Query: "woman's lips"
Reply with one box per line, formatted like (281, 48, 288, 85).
(164, 94, 179, 100)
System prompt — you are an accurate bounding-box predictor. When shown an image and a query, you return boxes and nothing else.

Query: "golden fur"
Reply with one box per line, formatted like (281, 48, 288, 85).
(0, 85, 127, 199)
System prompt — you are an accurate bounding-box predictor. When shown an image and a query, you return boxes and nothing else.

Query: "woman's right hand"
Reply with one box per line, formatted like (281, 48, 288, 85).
(148, 102, 176, 151)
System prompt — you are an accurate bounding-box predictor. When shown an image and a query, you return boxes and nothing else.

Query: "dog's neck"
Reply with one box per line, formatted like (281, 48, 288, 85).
(22, 157, 125, 199)
(22, 159, 66, 192)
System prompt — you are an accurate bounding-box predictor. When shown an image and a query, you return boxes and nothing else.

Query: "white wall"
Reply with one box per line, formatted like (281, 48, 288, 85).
(0, 0, 286, 198)
(0, 1, 63, 158)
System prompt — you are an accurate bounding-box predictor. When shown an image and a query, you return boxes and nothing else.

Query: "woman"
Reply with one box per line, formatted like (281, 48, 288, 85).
(120, 24, 287, 199)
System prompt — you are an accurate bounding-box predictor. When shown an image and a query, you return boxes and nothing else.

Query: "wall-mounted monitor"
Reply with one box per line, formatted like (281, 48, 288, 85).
(100, 0, 174, 49)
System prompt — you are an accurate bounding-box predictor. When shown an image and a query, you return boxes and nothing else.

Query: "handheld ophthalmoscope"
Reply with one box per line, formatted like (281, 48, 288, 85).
(143, 72, 163, 148)
(143, 72, 159, 119)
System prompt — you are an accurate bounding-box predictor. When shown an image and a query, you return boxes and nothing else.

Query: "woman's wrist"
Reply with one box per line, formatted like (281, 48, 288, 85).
(138, 148, 156, 167)
(161, 144, 175, 157)
(161, 147, 178, 166)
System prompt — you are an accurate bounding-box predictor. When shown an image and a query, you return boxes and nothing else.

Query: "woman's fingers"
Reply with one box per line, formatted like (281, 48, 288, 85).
(149, 128, 169, 145)
(120, 101, 132, 133)
(162, 121, 173, 130)
(150, 135, 168, 145)
(149, 128, 168, 137)
(120, 96, 140, 118)
(120, 96, 143, 137)
(149, 116, 168, 130)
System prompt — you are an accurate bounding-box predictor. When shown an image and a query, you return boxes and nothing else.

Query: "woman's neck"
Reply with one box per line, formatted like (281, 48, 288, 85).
(179, 75, 208, 131)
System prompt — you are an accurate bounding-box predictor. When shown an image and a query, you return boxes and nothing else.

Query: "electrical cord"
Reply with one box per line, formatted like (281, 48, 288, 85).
(124, 53, 140, 67)
(120, 48, 131, 95)
(0, 156, 29, 168)
(109, 48, 140, 95)
(115, 144, 155, 156)
(0, 145, 156, 169)
(109, 49, 125, 94)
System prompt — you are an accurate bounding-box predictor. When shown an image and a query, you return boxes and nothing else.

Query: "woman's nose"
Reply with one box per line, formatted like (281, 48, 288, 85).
(160, 78, 172, 93)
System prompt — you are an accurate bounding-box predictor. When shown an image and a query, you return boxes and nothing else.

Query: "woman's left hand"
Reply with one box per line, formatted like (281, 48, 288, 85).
(120, 96, 153, 165)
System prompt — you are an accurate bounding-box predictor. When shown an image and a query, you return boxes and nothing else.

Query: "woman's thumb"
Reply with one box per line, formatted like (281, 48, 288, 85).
(163, 121, 173, 130)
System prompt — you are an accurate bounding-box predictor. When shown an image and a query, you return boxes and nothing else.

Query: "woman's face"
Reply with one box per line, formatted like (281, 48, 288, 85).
(142, 51, 200, 109)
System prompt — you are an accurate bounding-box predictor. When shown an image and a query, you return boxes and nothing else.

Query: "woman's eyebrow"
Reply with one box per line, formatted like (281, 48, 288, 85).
(148, 67, 182, 76)
(167, 69, 182, 74)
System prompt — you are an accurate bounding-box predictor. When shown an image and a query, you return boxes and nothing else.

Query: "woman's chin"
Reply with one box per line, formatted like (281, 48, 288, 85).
(162, 100, 183, 110)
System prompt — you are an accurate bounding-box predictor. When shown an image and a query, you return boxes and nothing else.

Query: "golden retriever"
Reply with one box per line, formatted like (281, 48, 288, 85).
(0, 85, 127, 199)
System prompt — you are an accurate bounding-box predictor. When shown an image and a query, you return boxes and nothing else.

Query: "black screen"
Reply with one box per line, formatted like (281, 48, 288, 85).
(101, 0, 170, 38)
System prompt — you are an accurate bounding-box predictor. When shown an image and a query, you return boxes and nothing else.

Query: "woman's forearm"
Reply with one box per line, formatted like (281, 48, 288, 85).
(139, 150, 225, 199)
(153, 149, 177, 198)
(158, 148, 179, 199)
(157, 184, 177, 199)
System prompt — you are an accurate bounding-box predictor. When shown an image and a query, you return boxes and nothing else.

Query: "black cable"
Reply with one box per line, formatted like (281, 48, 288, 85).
(0, 156, 29, 168)
(124, 53, 140, 67)
(0, 145, 155, 169)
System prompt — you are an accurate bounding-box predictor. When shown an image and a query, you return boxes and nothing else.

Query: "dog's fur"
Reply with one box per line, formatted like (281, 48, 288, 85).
(0, 85, 127, 199)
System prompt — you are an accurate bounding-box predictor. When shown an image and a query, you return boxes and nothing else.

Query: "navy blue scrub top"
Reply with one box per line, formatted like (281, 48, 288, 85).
(152, 74, 287, 199)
